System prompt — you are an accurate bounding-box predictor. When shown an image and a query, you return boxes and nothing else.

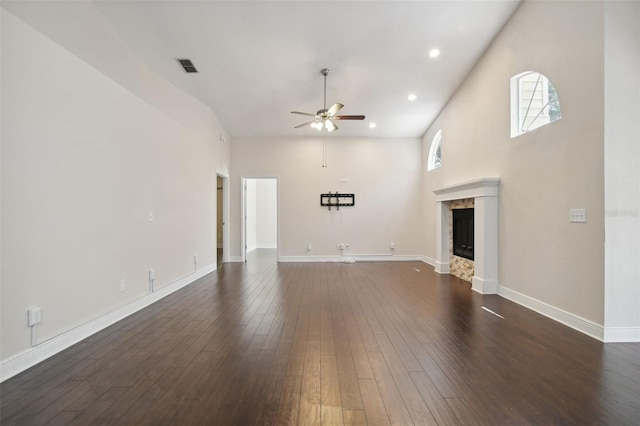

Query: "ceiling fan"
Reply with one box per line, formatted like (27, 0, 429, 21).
(291, 68, 365, 132)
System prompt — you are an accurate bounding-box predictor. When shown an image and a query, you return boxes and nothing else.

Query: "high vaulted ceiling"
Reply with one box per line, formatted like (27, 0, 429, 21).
(6, 0, 522, 138)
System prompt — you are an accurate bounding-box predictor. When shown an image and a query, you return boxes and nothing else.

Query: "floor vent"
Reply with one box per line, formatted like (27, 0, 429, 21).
(177, 59, 198, 73)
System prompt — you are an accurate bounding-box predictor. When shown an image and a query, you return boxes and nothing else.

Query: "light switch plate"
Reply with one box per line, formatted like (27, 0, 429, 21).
(569, 209, 587, 223)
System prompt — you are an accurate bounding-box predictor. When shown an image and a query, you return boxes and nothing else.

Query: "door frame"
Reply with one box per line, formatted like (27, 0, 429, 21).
(217, 172, 230, 265)
(241, 176, 280, 262)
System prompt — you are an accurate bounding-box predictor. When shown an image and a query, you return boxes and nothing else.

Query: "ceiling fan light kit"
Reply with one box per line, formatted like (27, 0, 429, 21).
(292, 68, 365, 132)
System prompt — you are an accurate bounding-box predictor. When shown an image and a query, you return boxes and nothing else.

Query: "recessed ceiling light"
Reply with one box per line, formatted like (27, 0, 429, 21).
(408, 94, 417, 101)
(428, 48, 440, 58)
(369, 122, 377, 129)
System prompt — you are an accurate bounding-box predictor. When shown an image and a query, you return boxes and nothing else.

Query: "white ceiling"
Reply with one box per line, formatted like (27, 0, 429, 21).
(10, 0, 523, 138)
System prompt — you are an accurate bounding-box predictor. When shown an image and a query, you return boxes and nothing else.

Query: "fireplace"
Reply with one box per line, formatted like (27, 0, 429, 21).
(453, 208, 474, 260)
(433, 178, 500, 294)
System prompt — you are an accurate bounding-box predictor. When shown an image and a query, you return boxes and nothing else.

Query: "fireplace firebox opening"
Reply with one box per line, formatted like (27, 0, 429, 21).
(453, 208, 474, 261)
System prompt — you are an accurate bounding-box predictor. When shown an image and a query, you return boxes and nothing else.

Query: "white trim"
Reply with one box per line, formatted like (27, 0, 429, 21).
(472, 276, 498, 294)
(216, 172, 230, 265)
(279, 256, 343, 263)
(1, 264, 216, 383)
(420, 255, 437, 267)
(603, 327, 640, 343)
(279, 254, 424, 263)
(498, 285, 605, 341)
(229, 256, 244, 262)
(256, 243, 277, 249)
(433, 178, 500, 202)
(433, 179, 500, 295)
(434, 261, 450, 274)
(241, 176, 280, 263)
(353, 255, 423, 262)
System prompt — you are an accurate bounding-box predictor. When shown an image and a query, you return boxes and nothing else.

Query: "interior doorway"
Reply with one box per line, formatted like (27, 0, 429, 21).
(216, 174, 229, 268)
(242, 177, 278, 262)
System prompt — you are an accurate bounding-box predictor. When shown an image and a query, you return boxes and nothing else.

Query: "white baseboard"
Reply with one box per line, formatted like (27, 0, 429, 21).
(228, 256, 244, 262)
(498, 285, 605, 341)
(604, 326, 640, 342)
(420, 255, 437, 268)
(472, 276, 498, 295)
(353, 254, 423, 262)
(0, 264, 216, 383)
(256, 243, 277, 249)
(278, 254, 424, 263)
(279, 255, 342, 262)
(434, 261, 450, 274)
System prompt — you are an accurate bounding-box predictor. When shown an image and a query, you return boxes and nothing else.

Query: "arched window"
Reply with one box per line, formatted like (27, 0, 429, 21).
(510, 71, 561, 137)
(427, 129, 442, 171)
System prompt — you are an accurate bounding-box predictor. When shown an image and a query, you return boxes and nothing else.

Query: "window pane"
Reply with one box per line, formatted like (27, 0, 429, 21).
(511, 72, 561, 137)
(427, 130, 442, 171)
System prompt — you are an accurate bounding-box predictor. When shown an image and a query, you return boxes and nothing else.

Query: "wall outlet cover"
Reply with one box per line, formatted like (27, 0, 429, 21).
(27, 307, 42, 326)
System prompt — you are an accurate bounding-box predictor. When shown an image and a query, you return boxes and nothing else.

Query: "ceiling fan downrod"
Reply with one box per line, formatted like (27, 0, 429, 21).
(321, 68, 329, 112)
(290, 67, 365, 132)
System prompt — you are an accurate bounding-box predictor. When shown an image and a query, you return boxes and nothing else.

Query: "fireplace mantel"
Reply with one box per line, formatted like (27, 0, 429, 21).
(434, 178, 500, 201)
(433, 178, 500, 294)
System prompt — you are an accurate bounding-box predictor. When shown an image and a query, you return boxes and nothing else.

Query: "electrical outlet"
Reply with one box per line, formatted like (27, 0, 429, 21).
(148, 211, 154, 222)
(119, 279, 127, 292)
(307, 243, 312, 252)
(27, 307, 42, 326)
(345, 243, 349, 250)
(390, 242, 395, 250)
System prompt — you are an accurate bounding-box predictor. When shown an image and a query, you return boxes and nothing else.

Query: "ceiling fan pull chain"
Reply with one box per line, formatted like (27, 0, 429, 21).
(322, 137, 327, 168)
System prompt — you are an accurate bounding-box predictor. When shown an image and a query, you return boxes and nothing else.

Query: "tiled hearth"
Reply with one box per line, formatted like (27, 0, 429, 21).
(433, 178, 500, 294)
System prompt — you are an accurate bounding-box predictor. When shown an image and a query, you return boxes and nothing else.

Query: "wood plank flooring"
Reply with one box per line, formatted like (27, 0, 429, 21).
(2, 249, 639, 425)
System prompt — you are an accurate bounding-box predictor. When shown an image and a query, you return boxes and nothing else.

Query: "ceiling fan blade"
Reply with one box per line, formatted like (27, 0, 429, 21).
(333, 115, 366, 120)
(291, 111, 317, 117)
(294, 120, 318, 129)
(325, 120, 338, 132)
(327, 103, 344, 116)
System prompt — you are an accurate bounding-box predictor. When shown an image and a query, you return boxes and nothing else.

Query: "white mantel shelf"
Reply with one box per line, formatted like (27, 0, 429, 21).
(433, 178, 500, 202)
(433, 178, 500, 295)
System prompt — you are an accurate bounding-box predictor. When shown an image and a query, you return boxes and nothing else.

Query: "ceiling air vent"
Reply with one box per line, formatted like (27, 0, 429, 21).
(177, 59, 198, 73)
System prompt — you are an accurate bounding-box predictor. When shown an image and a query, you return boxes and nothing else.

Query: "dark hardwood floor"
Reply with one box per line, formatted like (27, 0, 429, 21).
(2, 249, 639, 425)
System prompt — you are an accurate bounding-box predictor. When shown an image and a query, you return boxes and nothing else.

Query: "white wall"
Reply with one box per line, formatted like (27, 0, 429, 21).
(422, 1, 606, 328)
(255, 179, 278, 249)
(244, 178, 278, 253)
(1, 8, 229, 363)
(603, 1, 640, 341)
(231, 137, 425, 260)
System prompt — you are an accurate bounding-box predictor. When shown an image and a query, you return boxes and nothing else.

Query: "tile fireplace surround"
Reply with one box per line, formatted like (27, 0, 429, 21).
(433, 178, 500, 294)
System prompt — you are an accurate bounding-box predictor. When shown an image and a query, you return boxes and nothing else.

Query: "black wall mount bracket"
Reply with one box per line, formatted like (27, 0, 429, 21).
(321, 192, 355, 211)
